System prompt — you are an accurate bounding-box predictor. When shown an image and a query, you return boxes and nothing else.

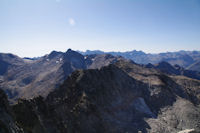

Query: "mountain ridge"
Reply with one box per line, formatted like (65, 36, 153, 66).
(0, 49, 125, 102)
(0, 51, 200, 132)
(8, 60, 200, 133)
(79, 50, 200, 68)
(1, 49, 200, 103)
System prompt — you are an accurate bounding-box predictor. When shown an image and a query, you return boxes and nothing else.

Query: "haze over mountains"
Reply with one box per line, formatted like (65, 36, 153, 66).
(80, 50, 200, 70)
(1, 49, 200, 133)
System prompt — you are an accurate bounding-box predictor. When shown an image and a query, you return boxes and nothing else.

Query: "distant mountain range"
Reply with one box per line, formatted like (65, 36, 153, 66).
(1, 57, 200, 133)
(79, 50, 200, 70)
(1, 49, 200, 103)
(1, 49, 200, 133)
(145, 61, 200, 80)
(0, 49, 124, 103)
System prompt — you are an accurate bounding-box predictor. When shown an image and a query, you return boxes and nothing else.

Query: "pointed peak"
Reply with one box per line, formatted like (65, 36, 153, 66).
(66, 48, 73, 52)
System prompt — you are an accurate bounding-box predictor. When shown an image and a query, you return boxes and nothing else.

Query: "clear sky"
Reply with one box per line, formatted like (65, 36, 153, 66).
(0, 0, 200, 57)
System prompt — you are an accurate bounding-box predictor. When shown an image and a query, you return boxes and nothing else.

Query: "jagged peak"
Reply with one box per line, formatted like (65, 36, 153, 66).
(65, 49, 82, 55)
(48, 50, 63, 59)
(64, 49, 85, 62)
(66, 48, 72, 52)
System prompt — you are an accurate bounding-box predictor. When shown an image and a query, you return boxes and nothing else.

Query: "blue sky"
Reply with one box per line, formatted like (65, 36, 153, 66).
(0, 0, 200, 57)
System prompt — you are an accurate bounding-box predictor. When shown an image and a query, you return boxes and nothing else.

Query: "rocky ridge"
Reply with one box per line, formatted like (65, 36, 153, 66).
(80, 50, 200, 68)
(5, 60, 200, 133)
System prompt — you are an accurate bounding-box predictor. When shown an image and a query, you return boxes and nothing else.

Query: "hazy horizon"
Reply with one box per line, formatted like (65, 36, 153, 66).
(1, 48, 200, 58)
(1, 0, 200, 57)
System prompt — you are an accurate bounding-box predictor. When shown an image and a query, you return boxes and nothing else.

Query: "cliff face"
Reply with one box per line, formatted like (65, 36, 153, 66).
(9, 60, 200, 133)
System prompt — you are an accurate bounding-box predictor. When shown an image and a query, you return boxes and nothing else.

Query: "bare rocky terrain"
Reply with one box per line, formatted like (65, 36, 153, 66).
(0, 49, 123, 103)
(0, 59, 200, 133)
(0, 50, 200, 133)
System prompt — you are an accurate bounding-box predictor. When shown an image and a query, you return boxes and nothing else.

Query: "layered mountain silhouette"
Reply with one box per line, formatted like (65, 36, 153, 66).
(145, 61, 200, 80)
(80, 50, 200, 68)
(1, 49, 200, 133)
(0, 59, 200, 133)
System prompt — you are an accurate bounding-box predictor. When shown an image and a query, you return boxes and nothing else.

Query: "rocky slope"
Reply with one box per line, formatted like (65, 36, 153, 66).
(0, 50, 123, 102)
(0, 49, 84, 102)
(8, 60, 200, 133)
(1, 49, 200, 103)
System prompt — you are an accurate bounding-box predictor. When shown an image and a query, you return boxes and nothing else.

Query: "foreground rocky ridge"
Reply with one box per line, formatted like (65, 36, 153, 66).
(1, 60, 199, 133)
